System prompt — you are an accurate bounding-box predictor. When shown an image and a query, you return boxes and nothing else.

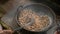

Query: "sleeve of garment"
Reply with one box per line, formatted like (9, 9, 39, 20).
(0, 24, 2, 30)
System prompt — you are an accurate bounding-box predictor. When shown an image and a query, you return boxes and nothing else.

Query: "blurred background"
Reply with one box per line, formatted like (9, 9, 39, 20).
(0, 0, 60, 15)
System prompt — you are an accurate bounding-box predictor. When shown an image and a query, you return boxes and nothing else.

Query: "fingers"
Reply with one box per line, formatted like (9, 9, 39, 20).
(3, 30, 13, 32)
(0, 30, 3, 33)
(0, 30, 13, 34)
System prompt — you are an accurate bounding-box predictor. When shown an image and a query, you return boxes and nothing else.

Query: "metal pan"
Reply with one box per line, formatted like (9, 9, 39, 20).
(16, 3, 56, 32)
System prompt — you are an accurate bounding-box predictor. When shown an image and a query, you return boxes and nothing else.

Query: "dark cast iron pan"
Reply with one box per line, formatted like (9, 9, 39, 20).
(15, 3, 56, 32)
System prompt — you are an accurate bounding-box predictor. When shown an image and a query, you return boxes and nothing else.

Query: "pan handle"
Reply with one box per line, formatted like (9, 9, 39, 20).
(56, 15, 60, 23)
(56, 15, 60, 27)
(56, 16, 60, 20)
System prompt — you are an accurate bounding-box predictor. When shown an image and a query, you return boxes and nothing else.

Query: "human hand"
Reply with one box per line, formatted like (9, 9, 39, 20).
(0, 30, 13, 34)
